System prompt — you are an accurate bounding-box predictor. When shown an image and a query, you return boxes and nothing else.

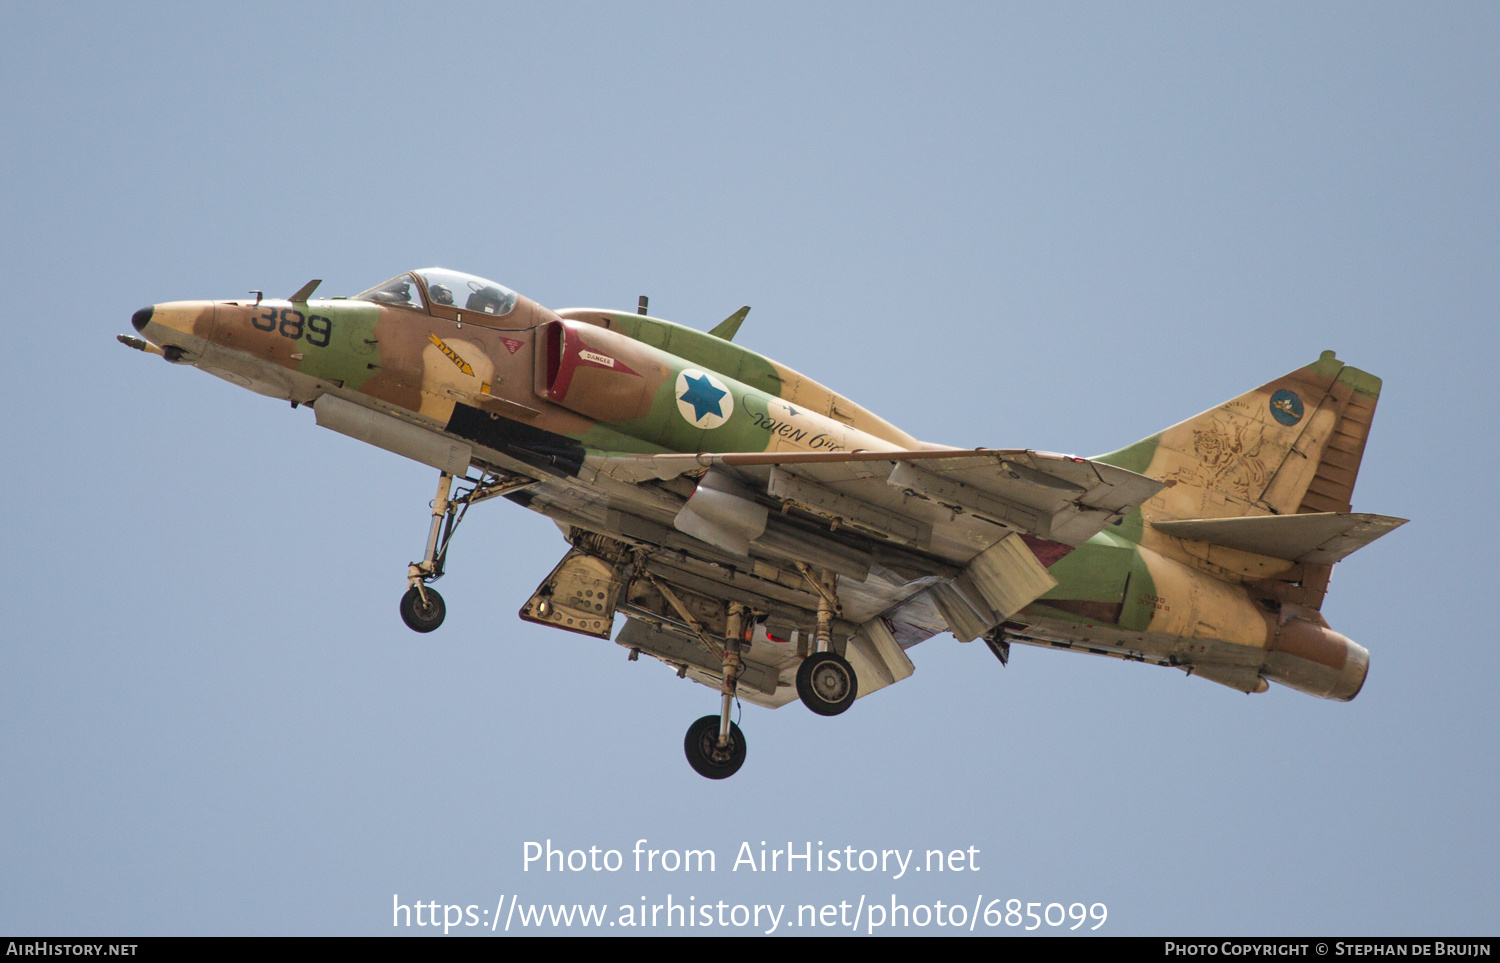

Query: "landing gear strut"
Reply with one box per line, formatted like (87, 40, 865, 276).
(794, 566, 858, 715)
(399, 468, 535, 633)
(402, 472, 455, 632)
(684, 602, 750, 779)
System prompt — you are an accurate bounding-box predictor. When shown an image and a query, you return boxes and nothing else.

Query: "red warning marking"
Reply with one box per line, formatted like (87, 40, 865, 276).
(501, 338, 524, 354)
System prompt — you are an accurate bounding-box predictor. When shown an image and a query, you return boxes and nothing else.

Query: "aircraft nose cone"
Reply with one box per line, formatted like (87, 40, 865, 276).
(131, 305, 154, 332)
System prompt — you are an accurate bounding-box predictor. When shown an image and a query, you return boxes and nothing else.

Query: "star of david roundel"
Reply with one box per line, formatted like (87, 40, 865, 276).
(675, 369, 733, 429)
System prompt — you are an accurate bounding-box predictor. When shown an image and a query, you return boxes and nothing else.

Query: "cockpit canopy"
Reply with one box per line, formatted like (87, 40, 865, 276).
(353, 268, 518, 317)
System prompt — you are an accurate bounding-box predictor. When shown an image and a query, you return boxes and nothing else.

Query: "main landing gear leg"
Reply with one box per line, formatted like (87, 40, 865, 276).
(684, 603, 748, 779)
(795, 567, 858, 716)
(400, 471, 453, 633)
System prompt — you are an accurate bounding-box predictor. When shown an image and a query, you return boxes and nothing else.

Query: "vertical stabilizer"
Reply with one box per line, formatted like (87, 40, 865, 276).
(1095, 351, 1384, 608)
(1096, 350, 1382, 523)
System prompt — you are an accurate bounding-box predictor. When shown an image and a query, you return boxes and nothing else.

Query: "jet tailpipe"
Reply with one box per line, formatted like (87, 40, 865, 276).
(1262, 608, 1369, 701)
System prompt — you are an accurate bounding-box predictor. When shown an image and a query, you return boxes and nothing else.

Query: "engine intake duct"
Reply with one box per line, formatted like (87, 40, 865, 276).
(535, 319, 661, 424)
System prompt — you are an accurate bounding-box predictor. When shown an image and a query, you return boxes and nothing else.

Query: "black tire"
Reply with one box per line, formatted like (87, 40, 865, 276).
(400, 585, 446, 633)
(796, 651, 858, 716)
(683, 715, 747, 779)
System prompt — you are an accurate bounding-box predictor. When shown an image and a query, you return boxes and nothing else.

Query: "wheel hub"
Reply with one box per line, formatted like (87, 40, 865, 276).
(685, 715, 747, 779)
(698, 729, 737, 764)
(812, 662, 850, 702)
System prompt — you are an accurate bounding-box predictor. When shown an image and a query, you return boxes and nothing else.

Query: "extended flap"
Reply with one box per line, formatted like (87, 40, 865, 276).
(963, 532, 1059, 618)
(844, 617, 916, 696)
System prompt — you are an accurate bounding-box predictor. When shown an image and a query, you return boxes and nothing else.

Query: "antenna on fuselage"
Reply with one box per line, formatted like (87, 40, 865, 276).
(637, 296, 649, 316)
(288, 279, 322, 302)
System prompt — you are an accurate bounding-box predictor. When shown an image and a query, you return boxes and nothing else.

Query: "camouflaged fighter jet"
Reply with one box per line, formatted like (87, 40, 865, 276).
(121, 268, 1405, 778)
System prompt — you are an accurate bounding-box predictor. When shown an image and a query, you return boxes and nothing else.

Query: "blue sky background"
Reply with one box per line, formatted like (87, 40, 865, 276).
(1, 2, 1496, 936)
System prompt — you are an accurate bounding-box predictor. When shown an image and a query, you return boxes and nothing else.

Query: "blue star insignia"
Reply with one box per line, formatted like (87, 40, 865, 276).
(679, 373, 728, 421)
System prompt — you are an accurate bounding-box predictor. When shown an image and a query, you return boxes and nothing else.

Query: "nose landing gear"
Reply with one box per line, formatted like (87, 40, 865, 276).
(400, 585, 446, 633)
(402, 471, 456, 632)
(399, 468, 536, 633)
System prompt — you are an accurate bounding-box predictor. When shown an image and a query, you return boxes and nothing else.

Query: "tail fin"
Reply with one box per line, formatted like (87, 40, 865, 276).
(1095, 351, 1389, 607)
(1096, 350, 1382, 520)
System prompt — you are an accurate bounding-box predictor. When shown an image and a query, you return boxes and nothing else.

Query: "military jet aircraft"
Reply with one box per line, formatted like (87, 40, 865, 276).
(121, 268, 1405, 778)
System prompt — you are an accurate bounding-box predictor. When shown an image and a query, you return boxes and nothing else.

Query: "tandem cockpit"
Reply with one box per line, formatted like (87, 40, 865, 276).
(354, 268, 518, 318)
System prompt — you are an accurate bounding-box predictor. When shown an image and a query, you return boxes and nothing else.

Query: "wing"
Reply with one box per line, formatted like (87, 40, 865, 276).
(586, 447, 1161, 556)
(578, 447, 1162, 646)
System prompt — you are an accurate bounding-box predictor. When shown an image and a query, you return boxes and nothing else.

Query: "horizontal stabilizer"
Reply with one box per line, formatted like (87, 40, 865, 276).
(1152, 512, 1407, 564)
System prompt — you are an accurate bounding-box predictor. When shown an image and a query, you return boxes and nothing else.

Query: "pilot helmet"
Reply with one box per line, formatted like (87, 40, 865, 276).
(429, 283, 454, 306)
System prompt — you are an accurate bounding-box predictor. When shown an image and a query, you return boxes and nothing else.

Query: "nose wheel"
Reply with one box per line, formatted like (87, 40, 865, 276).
(400, 585, 446, 633)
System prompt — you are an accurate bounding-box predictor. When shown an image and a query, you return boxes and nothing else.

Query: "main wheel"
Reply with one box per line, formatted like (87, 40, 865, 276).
(683, 715, 747, 779)
(400, 585, 446, 633)
(796, 651, 858, 716)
